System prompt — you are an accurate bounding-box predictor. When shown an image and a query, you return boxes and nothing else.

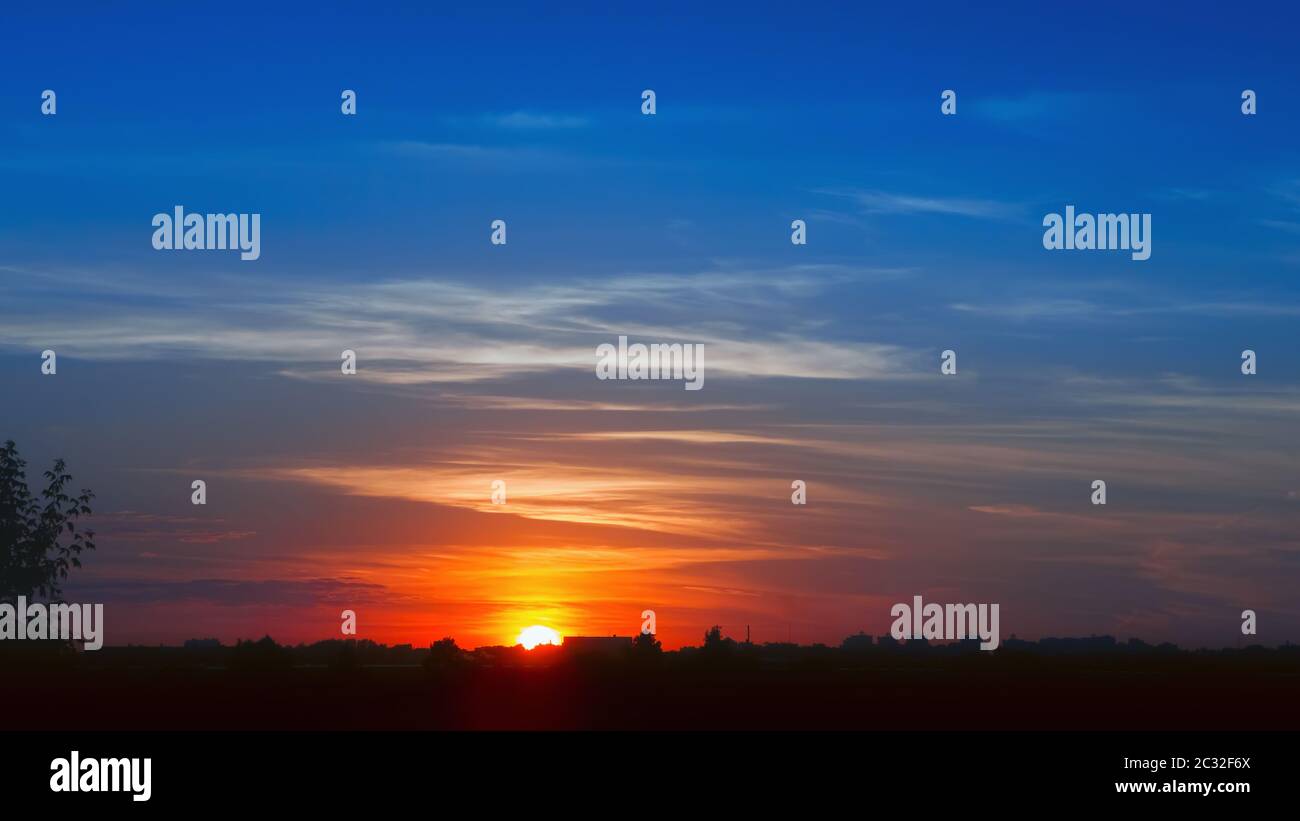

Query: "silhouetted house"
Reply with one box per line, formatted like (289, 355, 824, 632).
(562, 636, 632, 657)
(469, 645, 521, 668)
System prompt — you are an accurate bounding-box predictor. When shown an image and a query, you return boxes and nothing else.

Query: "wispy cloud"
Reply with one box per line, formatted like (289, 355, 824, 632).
(1260, 178, 1300, 234)
(950, 292, 1300, 321)
(1153, 187, 1212, 202)
(1270, 178, 1300, 207)
(481, 111, 590, 130)
(74, 577, 395, 607)
(1259, 219, 1300, 234)
(94, 511, 256, 545)
(815, 187, 1021, 220)
(378, 140, 577, 169)
(428, 394, 766, 413)
(950, 298, 1100, 320)
(0, 266, 920, 384)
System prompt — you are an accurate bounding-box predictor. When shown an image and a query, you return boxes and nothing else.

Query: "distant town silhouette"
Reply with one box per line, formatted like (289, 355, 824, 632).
(4, 629, 1297, 731)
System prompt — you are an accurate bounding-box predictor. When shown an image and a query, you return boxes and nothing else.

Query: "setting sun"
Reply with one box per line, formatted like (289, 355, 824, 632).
(516, 625, 563, 650)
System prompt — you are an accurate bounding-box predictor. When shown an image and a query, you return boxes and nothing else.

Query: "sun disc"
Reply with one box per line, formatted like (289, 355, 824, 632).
(516, 625, 562, 650)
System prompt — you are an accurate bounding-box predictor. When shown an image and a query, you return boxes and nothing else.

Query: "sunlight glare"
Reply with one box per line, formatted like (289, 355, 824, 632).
(516, 625, 563, 650)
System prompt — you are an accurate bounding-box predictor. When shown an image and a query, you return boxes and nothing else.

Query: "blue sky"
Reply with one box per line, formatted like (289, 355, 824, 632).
(1, 2, 1298, 648)
(3, 3, 1299, 347)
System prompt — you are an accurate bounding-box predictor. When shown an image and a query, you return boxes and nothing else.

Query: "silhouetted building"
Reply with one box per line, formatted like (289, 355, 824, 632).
(563, 636, 632, 657)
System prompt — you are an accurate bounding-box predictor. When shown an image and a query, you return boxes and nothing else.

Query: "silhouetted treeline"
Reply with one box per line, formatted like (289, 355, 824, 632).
(6, 630, 1300, 731)
(21, 631, 1295, 675)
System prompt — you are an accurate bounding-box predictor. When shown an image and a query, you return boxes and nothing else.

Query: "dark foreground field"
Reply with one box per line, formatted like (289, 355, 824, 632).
(4, 646, 1298, 730)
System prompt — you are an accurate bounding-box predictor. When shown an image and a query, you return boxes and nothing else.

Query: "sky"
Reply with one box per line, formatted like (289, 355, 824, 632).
(1, 1, 1298, 649)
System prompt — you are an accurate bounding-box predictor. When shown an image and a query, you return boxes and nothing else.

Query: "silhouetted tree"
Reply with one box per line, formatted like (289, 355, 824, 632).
(840, 632, 874, 654)
(0, 440, 95, 601)
(631, 631, 662, 656)
(701, 625, 737, 657)
(330, 639, 361, 671)
(425, 637, 467, 673)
